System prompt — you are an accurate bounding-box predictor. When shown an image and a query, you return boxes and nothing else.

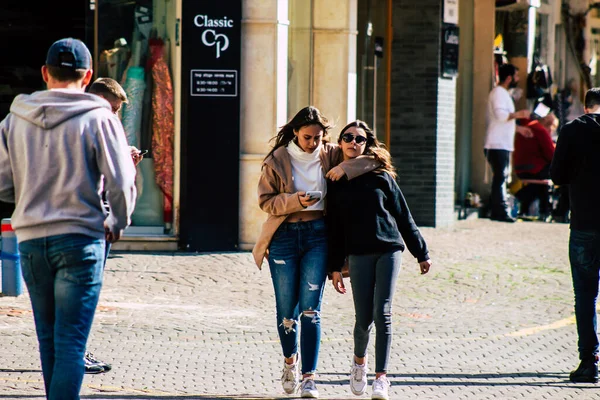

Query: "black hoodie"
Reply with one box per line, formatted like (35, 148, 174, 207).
(326, 170, 429, 273)
(550, 113, 600, 231)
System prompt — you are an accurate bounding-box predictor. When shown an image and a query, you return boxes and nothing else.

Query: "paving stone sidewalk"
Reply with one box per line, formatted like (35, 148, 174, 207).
(0, 218, 599, 399)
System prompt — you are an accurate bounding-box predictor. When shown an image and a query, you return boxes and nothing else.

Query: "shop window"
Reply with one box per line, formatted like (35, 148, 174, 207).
(356, 0, 387, 139)
(288, 0, 313, 119)
(534, 12, 548, 67)
(96, 0, 175, 235)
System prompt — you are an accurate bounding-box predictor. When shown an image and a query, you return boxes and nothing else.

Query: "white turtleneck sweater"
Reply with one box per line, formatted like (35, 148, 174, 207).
(286, 140, 326, 211)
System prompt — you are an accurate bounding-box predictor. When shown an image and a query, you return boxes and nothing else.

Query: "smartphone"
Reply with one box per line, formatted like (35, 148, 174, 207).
(306, 191, 322, 200)
(138, 150, 149, 156)
(532, 102, 551, 119)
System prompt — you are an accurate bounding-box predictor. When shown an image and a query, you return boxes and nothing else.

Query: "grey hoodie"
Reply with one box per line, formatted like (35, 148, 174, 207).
(0, 89, 137, 242)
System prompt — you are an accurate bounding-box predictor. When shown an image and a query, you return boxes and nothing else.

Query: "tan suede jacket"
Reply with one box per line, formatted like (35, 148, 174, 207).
(252, 143, 380, 269)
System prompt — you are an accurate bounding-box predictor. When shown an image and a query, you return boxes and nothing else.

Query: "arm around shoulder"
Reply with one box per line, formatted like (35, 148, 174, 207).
(337, 155, 381, 180)
(320, 143, 381, 179)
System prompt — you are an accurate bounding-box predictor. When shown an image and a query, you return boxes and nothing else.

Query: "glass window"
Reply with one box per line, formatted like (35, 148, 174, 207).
(288, 0, 313, 118)
(357, 0, 387, 140)
(96, 0, 175, 234)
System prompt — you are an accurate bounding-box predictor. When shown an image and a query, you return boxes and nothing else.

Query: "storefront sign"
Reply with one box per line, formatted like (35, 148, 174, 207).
(181, 0, 242, 251)
(443, 0, 459, 25)
(191, 69, 238, 97)
(441, 24, 459, 78)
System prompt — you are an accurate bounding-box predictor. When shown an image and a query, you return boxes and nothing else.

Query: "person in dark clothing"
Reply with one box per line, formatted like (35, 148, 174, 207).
(82, 77, 144, 375)
(550, 87, 600, 383)
(326, 120, 432, 400)
(513, 96, 557, 219)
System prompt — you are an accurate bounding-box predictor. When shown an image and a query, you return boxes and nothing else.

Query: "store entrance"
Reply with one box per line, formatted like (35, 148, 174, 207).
(0, 1, 88, 219)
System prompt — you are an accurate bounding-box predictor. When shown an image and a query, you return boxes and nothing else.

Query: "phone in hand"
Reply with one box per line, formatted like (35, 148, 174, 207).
(138, 150, 149, 156)
(305, 191, 322, 200)
(532, 103, 551, 119)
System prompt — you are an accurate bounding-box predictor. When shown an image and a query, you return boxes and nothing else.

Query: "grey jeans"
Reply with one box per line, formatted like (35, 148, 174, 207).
(349, 250, 402, 373)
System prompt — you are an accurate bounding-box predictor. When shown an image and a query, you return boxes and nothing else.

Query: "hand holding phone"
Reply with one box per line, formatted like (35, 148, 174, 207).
(130, 147, 147, 167)
(305, 191, 322, 201)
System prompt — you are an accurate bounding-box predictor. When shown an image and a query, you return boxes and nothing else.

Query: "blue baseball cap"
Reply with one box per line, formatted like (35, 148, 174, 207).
(45, 38, 92, 70)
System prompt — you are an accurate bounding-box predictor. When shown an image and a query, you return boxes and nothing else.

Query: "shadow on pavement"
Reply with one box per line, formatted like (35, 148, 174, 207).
(109, 251, 251, 258)
(81, 396, 290, 400)
(317, 371, 597, 389)
(0, 396, 290, 400)
(0, 369, 41, 373)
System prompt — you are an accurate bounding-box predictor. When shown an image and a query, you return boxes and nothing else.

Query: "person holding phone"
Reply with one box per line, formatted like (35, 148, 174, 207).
(253, 106, 380, 398)
(512, 94, 557, 220)
(326, 120, 432, 400)
(83, 77, 144, 374)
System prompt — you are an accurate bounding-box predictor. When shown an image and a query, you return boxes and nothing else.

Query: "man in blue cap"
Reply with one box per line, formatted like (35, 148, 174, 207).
(0, 38, 137, 399)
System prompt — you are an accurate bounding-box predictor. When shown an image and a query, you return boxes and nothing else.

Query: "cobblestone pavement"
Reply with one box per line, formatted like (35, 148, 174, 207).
(1, 218, 599, 399)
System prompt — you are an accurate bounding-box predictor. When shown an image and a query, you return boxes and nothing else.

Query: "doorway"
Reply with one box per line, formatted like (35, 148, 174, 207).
(0, 1, 88, 219)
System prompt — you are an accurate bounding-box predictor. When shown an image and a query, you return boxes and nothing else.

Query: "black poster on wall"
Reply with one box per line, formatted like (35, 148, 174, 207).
(441, 23, 459, 78)
(180, 0, 242, 251)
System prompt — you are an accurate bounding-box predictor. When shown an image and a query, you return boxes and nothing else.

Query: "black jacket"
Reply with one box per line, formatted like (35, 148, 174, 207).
(550, 113, 600, 231)
(326, 170, 429, 273)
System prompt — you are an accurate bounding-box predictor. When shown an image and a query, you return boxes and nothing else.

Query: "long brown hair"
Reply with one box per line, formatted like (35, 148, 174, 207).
(337, 120, 397, 179)
(264, 106, 331, 161)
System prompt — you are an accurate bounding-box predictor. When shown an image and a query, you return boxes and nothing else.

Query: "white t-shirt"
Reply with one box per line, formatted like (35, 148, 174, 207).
(484, 86, 516, 151)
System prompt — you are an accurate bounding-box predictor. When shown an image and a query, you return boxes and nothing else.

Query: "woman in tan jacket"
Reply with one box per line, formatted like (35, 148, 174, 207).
(252, 106, 379, 398)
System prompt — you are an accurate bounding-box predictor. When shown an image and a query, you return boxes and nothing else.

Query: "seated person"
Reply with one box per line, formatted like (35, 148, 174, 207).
(513, 95, 557, 219)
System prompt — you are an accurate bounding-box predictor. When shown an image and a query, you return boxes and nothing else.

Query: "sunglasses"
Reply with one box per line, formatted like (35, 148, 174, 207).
(341, 133, 368, 144)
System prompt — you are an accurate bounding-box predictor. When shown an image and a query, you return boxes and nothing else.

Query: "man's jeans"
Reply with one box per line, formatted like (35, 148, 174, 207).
(569, 229, 600, 362)
(268, 219, 328, 375)
(485, 149, 511, 218)
(19, 234, 105, 400)
(349, 250, 402, 373)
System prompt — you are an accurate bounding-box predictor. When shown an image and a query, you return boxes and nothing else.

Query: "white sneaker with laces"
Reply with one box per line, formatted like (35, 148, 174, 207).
(350, 360, 368, 395)
(281, 361, 300, 394)
(300, 377, 319, 398)
(371, 376, 390, 400)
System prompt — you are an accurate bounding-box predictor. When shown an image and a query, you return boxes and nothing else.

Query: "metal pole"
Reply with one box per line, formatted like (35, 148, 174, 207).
(373, 53, 377, 134)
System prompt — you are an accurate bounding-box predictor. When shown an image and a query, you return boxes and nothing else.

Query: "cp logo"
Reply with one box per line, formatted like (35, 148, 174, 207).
(202, 29, 229, 58)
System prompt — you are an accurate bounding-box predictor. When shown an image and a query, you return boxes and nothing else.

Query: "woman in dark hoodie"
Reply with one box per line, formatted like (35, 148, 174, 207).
(327, 120, 432, 400)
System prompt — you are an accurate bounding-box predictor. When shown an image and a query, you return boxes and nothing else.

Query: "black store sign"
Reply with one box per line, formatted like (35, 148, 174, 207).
(181, 0, 241, 251)
(441, 23, 459, 78)
(191, 69, 238, 96)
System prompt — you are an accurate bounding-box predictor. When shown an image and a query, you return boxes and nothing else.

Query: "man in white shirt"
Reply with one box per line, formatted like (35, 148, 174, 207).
(484, 63, 533, 222)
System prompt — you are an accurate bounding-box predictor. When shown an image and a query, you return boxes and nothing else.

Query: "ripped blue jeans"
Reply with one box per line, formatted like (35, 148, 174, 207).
(268, 218, 328, 375)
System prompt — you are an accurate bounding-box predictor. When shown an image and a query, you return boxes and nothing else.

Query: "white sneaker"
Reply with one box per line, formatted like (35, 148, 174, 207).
(281, 361, 300, 394)
(371, 376, 390, 400)
(300, 377, 319, 398)
(350, 360, 368, 395)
